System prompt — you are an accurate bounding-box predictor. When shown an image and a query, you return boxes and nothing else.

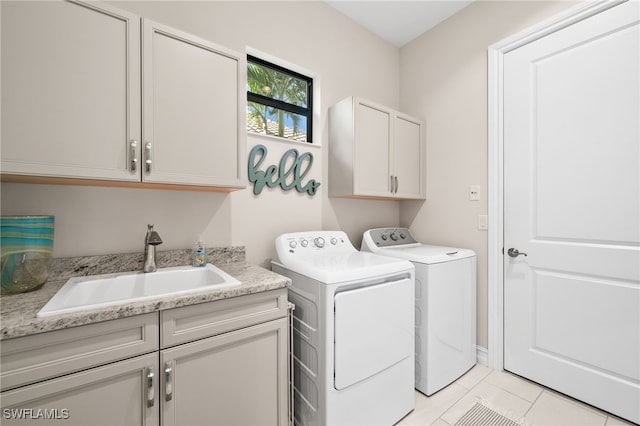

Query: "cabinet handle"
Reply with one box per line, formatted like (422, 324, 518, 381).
(145, 142, 152, 174)
(390, 176, 395, 193)
(130, 140, 138, 173)
(164, 361, 173, 402)
(146, 366, 155, 408)
(390, 175, 398, 193)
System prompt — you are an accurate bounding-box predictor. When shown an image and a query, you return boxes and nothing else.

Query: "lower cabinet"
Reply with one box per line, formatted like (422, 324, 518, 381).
(0, 289, 289, 426)
(0, 354, 158, 426)
(161, 318, 288, 426)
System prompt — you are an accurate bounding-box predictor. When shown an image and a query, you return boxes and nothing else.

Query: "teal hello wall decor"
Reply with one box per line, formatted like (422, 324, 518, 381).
(248, 144, 321, 196)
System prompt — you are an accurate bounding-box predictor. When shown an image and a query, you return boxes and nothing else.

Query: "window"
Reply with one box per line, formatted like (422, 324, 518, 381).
(247, 55, 313, 143)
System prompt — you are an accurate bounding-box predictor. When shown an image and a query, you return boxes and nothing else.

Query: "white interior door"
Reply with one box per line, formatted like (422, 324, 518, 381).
(503, 1, 640, 423)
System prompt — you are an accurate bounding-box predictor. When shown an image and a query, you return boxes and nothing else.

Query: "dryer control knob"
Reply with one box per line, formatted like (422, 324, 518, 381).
(301, 240, 309, 248)
(330, 237, 338, 245)
(314, 237, 325, 248)
(289, 241, 297, 249)
(390, 232, 398, 241)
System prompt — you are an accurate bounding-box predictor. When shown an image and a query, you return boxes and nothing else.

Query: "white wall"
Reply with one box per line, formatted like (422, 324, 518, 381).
(399, 0, 577, 349)
(1, 1, 401, 268)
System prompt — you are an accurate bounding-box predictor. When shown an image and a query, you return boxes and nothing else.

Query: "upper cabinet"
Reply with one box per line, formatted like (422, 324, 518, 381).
(0, 0, 245, 190)
(141, 20, 244, 187)
(1, 1, 141, 182)
(329, 97, 426, 200)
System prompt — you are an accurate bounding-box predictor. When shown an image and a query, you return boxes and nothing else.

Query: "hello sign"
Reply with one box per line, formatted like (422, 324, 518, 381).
(248, 144, 321, 196)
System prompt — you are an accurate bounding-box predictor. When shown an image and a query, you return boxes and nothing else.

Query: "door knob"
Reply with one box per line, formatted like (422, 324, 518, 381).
(507, 248, 528, 257)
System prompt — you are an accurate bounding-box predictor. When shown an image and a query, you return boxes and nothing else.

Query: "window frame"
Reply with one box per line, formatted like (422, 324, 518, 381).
(246, 54, 313, 143)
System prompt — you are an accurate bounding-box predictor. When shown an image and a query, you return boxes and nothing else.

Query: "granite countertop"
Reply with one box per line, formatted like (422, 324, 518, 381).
(0, 247, 290, 340)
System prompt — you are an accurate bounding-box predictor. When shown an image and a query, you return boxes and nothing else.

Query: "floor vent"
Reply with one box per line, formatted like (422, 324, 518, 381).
(454, 402, 523, 426)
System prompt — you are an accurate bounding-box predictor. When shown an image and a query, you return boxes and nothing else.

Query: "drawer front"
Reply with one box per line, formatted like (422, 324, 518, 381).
(161, 289, 288, 348)
(1, 313, 159, 391)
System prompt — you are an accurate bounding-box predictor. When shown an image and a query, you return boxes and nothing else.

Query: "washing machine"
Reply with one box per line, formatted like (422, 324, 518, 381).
(362, 228, 476, 396)
(272, 231, 415, 426)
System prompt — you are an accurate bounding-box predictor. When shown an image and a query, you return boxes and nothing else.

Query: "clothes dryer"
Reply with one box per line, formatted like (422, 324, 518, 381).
(272, 231, 415, 425)
(362, 228, 476, 396)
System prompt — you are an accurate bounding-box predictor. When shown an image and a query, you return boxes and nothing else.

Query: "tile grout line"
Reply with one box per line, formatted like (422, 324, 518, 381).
(523, 386, 545, 419)
(441, 367, 496, 425)
(486, 372, 545, 414)
(468, 370, 540, 425)
(426, 372, 481, 426)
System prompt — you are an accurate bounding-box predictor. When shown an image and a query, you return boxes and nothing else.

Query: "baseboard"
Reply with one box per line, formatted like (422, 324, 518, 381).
(476, 345, 488, 366)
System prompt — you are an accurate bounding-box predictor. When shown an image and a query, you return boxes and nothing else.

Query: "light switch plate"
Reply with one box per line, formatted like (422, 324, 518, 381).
(478, 214, 488, 230)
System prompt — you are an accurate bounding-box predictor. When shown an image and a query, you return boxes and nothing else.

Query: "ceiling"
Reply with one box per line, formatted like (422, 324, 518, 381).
(325, 1, 474, 47)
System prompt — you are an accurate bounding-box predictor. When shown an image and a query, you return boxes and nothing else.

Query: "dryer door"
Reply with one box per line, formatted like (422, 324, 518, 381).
(334, 277, 413, 390)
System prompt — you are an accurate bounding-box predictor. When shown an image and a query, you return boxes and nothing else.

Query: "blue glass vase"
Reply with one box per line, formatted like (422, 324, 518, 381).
(1, 216, 54, 295)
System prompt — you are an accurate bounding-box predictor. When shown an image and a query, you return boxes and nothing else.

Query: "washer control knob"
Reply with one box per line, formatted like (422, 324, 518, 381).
(381, 234, 388, 241)
(314, 237, 325, 248)
(399, 233, 406, 239)
(390, 232, 398, 241)
(300, 239, 309, 248)
(289, 241, 297, 249)
(330, 237, 338, 245)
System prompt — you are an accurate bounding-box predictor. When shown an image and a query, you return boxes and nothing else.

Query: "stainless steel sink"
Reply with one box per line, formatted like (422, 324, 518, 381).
(37, 264, 240, 318)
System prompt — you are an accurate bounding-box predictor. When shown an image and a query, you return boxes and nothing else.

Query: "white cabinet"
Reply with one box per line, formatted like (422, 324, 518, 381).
(393, 112, 426, 199)
(141, 20, 244, 188)
(0, 354, 159, 426)
(1, 0, 141, 182)
(329, 96, 426, 200)
(159, 289, 290, 426)
(161, 318, 288, 426)
(0, 289, 290, 426)
(0, 313, 159, 426)
(0, 0, 245, 190)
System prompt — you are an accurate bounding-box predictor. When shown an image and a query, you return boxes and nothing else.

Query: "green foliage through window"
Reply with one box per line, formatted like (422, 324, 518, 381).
(247, 55, 313, 143)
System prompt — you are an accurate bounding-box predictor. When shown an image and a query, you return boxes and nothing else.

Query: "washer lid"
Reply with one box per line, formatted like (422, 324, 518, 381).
(368, 244, 476, 264)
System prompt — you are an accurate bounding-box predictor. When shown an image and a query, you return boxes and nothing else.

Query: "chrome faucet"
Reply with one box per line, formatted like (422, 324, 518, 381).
(143, 224, 163, 273)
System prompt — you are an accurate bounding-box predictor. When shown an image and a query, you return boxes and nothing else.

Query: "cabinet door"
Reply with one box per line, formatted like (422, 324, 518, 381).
(353, 100, 393, 197)
(161, 318, 288, 426)
(142, 20, 245, 188)
(1, 0, 141, 181)
(0, 354, 158, 426)
(393, 113, 426, 199)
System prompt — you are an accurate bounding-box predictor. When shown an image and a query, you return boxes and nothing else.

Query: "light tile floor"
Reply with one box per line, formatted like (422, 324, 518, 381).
(396, 365, 637, 426)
